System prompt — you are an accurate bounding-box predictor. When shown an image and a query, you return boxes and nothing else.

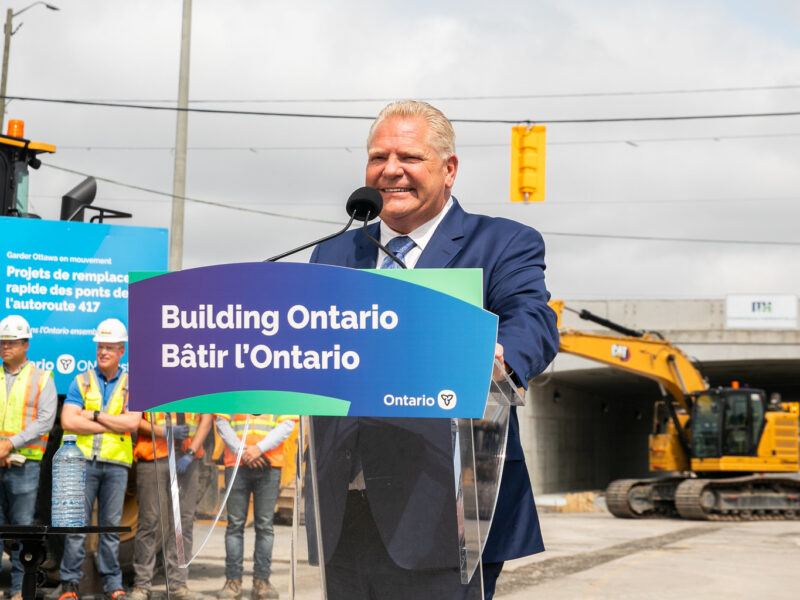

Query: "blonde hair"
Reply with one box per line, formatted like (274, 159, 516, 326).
(367, 100, 456, 158)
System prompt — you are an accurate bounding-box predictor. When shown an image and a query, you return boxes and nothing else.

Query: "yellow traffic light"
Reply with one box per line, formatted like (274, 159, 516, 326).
(510, 125, 546, 203)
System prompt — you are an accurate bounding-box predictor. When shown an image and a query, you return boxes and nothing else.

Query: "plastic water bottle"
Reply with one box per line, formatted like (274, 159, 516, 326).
(52, 434, 87, 527)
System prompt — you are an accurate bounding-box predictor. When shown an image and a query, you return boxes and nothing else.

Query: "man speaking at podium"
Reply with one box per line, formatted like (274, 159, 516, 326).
(310, 101, 559, 599)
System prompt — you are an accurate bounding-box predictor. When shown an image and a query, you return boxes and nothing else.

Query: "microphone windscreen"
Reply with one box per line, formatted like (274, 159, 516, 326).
(346, 187, 383, 222)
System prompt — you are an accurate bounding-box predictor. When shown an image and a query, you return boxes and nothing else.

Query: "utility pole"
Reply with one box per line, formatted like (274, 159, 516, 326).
(169, 0, 192, 271)
(1, 9, 15, 127)
(1, 3, 60, 129)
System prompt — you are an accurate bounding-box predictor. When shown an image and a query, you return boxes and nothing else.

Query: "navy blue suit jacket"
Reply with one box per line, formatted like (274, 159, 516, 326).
(309, 198, 558, 567)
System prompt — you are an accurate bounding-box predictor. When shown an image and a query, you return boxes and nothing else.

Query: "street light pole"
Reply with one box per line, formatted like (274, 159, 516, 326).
(0, 2, 60, 129)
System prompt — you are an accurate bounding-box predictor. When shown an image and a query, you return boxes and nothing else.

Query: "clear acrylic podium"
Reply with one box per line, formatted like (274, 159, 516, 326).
(145, 366, 523, 599)
(299, 366, 524, 599)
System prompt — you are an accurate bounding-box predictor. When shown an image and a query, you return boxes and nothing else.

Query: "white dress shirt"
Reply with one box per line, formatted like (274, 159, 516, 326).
(375, 198, 454, 269)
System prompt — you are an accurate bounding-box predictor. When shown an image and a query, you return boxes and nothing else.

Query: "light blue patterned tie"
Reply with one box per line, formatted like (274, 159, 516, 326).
(380, 235, 416, 269)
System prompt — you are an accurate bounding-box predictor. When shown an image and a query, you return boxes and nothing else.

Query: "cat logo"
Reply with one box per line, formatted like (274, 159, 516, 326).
(611, 344, 630, 362)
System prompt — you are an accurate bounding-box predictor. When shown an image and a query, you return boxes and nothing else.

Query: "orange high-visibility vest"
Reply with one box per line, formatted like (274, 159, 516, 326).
(133, 412, 205, 461)
(219, 414, 297, 468)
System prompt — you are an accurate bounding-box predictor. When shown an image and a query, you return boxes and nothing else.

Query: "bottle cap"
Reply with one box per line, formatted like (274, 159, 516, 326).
(62, 434, 77, 442)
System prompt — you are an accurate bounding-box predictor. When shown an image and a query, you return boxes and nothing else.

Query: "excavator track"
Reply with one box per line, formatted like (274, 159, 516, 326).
(606, 477, 683, 519)
(675, 476, 800, 521)
(606, 479, 639, 518)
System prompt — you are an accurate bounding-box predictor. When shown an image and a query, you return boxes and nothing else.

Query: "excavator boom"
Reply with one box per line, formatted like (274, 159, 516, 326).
(550, 300, 707, 410)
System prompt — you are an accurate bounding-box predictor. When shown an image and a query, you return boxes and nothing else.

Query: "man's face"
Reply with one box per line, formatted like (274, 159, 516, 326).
(366, 117, 458, 234)
(0, 339, 28, 368)
(96, 343, 125, 372)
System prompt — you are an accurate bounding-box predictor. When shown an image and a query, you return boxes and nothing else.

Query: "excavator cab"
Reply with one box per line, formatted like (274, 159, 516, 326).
(0, 120, 55, 217)
(690, 387, 767, 459)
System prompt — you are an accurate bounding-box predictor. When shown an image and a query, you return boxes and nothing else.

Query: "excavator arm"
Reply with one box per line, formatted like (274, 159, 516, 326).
(549, 300, 708, 411)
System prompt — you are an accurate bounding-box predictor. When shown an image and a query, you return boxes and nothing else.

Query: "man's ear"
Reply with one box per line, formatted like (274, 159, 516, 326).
(444, 154, 458, 189)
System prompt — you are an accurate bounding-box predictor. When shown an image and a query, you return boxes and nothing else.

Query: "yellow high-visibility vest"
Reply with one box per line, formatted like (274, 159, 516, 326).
(67, 370, 132, 467)
(0, 362, 52, 461)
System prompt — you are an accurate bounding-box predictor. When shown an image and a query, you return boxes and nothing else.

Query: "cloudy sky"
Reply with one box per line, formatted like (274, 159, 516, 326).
(6, 0, 800, 299)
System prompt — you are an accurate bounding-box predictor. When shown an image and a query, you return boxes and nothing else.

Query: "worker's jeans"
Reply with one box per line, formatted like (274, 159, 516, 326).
(0, 461, 41, 595)
(133, 457, 200, 589)
(224, 465, 282, 580)
(60, 461, 129, 592)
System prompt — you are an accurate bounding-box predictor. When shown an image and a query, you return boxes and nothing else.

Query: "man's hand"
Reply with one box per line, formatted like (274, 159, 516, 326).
(176, 454, 193, 474)
(0, 439, 14, 461)
(171, 424, 190, 441)
(492, 343, 508, 381)
(242, 445, 267, 469)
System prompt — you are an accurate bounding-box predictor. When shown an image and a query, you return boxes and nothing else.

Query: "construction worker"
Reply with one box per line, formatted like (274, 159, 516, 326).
(58, 318, 141, 600)
(128, 411, 212, 600)
(0, 315, 57, 600)
(215, 414, 297, 600)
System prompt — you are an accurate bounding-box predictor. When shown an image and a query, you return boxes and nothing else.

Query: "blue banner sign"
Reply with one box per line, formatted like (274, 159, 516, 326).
(0, 217, 168, 392)
(128, 263, 498, 418)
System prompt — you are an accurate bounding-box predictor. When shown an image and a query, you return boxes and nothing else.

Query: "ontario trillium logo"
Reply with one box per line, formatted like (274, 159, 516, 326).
(56, 354, 76, 374)
(437, 389, 457, 410)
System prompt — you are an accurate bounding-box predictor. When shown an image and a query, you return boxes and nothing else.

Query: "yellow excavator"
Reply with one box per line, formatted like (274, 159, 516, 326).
(549, 300, 800, 520)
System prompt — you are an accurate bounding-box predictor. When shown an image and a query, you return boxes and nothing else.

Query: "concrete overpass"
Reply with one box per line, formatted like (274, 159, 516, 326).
(519, 299, 800, 495)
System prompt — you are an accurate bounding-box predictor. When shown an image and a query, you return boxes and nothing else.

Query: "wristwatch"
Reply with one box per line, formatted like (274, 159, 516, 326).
(186, 448, 196, 457)
(93, 411, 100, 422)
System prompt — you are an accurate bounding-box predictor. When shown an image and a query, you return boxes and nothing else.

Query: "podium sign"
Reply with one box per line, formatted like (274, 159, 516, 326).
(129, 263, 498, 418)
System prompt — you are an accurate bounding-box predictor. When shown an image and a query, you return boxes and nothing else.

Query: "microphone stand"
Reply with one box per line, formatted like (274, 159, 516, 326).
(265, 214, 356, 262)
(362, 219, 406, 269)
(264, 186, 405, 267)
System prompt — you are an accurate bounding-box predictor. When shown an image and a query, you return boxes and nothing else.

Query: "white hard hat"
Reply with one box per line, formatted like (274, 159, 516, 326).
(0, 315, 32, 340)
(93, 318, 128, 343)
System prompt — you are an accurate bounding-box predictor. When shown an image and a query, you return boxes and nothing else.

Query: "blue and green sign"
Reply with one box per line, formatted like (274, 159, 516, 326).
(1, 217, 167, 392)
(129, 263, 498, 418)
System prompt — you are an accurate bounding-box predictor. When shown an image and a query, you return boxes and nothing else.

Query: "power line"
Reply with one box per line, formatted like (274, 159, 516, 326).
(28, 193, 798, 206)
(7, 95, 800, 124)
(541, 231, 800, 246)
(41, 163, 340, 225)
(550, 131, 800, 145)
(472, 196, 799, 205)
(40, 163, 800, 246)
(53, 130, 800, 153)
(54, 83, 800, 104)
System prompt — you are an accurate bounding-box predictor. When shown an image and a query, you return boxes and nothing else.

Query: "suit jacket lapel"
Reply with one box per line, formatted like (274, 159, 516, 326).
(415, 198, 466, 269)
(351, 222, 380, 268)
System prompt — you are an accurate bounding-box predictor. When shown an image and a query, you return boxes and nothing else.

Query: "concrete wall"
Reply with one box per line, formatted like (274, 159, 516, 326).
(520, 298, 800, 495)
(523, 377, 654, 494)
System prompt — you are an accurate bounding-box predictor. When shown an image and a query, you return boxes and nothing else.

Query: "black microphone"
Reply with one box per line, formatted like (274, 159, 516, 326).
(346, 186, 383, 221)
(266, 187, 382, 262)
(348, 187, 407, 269)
